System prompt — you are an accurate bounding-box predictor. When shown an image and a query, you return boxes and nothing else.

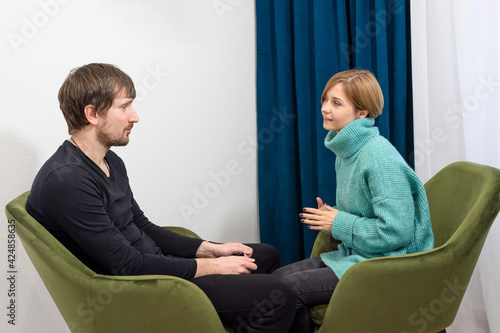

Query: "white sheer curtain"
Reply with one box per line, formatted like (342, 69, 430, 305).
(411, 1, 500, 332)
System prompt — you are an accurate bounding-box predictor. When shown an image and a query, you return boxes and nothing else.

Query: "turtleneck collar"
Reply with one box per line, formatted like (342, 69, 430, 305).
(324, 117, 379, 159)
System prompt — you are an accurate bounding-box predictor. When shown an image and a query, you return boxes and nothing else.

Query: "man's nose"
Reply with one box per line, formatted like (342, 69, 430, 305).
(129, 108, 139, 123)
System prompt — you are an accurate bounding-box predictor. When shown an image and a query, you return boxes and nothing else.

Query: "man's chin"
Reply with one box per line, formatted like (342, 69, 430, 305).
(113, 139, 129, 147)
(102, 137, 130, 148)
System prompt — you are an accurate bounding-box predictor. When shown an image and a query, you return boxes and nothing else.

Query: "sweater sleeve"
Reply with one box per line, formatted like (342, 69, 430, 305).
(38, 166, 198, 279)
(331, 161, 415, 254)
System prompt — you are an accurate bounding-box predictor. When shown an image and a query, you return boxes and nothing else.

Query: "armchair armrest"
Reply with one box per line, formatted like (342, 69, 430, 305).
(164, 226, 202, 239)
(89, 274, 226, 333)
(318, 248, 456, 333)
(310, 231, 341, 258)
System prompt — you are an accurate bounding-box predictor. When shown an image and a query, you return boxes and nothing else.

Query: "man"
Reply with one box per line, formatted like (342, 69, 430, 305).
(27, 63, 296, 332)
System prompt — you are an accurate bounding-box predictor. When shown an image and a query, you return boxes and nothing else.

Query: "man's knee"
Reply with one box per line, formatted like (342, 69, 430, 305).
(249, 243, 281, 273)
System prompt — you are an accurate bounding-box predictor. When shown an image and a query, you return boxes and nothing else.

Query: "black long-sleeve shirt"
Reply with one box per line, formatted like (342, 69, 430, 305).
(27, 140, 203, 279)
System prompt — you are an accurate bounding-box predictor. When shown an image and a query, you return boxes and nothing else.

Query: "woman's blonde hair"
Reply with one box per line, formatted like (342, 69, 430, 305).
(321, 69, 384, 118)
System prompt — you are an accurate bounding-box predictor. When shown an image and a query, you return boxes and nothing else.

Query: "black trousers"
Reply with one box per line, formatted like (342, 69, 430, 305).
(191, 244, 297, 333)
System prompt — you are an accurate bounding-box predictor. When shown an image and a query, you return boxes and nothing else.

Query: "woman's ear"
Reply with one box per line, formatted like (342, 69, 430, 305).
(357, 110, 368, 118)
(84, 105, 98, 125)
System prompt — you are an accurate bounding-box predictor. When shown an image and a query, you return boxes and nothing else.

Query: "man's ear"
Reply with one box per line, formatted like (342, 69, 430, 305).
(84, 105, 99, 125)
(357, 110, 368, 118)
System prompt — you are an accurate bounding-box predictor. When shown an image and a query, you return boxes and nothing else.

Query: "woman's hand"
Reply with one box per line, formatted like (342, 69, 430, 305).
(316, 197, 327, 211)
(300, 197, 339, 232)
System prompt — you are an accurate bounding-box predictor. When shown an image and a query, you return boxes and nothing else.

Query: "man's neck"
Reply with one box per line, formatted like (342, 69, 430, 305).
(70, 130, 109, 168)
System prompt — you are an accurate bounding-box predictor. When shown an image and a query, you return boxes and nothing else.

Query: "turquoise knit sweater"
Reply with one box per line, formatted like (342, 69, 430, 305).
(320, 118, 434, 279)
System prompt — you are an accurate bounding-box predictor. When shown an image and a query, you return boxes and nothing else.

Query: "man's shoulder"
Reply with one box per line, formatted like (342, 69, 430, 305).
(27, 142, 93, 221)
(38, 141, 90, 177)
(30, 141, 101, 198)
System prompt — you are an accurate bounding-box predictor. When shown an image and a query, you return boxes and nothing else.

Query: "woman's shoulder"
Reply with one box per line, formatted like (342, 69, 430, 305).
(359, 135, 403, 161)
(356, 135, 413, 177)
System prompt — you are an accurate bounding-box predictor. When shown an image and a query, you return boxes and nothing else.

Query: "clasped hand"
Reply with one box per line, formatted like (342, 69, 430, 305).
(300, 197, 339, 232)
(195, 241, 256, 277)
(197, 241, 252, 258)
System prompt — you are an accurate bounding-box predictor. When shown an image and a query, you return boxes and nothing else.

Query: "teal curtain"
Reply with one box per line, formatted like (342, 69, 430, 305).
(256, 0, 413, 265)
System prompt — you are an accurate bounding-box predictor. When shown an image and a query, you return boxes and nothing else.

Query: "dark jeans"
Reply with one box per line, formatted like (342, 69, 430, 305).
(191, 244, 297, 333)
(273, 256, 339, 333)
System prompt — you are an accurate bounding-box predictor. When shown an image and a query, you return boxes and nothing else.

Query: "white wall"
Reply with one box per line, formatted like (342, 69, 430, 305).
(0, 1, 258, 332)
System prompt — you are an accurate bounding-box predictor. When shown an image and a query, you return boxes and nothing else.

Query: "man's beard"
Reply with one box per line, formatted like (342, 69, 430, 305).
(97, 127, 130, 148)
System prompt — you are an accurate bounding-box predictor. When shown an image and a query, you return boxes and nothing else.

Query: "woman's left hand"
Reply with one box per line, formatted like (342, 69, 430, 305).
(300, 205, 339, 232)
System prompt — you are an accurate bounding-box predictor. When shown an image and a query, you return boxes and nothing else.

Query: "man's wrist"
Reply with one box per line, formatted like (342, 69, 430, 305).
(194, 258, 217, 277)
(195, 241, 218, 258)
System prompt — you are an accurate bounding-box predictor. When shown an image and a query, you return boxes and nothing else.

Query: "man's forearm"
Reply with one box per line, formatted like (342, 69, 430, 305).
(194, 258, 216, 277)
(194, 256, 257, 278)
(195, 241, 218, 258)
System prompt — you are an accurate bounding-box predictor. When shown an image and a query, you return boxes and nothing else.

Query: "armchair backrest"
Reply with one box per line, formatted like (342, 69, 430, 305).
(424, 161, 500, 249)
(6, 191, 98, 333)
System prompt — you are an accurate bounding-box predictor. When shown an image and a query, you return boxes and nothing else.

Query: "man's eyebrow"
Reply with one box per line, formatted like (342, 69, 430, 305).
(116, 98, 133, 107)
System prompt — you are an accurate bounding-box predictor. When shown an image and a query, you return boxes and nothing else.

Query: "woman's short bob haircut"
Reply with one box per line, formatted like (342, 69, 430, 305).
(321, 69, 384, 119)
(58, 63, 136, 134)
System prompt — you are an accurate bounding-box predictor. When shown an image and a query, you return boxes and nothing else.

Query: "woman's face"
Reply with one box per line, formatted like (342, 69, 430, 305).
(321, 84, 365, 132)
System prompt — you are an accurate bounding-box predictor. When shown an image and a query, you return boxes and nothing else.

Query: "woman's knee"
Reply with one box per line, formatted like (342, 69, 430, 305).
(263, 275, 298, 314)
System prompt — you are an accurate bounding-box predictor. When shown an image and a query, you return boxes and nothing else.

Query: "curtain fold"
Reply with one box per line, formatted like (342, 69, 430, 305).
(256, 0, 413, 265)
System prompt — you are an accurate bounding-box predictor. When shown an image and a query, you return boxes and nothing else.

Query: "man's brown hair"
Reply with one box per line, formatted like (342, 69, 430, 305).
(58, 63, 136, 134)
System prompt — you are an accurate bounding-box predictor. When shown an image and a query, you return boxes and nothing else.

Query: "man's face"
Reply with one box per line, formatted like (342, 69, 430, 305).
(97, 88, 139, 148)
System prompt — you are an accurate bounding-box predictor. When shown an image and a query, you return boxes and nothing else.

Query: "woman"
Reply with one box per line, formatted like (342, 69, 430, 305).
(273, 69, 435, 332)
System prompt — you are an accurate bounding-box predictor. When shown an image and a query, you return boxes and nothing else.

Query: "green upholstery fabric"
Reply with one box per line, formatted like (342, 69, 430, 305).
(308, 161, 500, 332)
(6, 191, 229, 333)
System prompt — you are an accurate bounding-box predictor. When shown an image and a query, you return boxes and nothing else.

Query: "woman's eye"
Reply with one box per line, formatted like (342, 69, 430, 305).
(333, 101, 341, 106)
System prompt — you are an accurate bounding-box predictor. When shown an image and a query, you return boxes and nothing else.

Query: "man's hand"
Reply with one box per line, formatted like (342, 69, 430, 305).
(300, 198, 339, 232)
(196, 241, 253, 258)
(194, 256, 257, 278)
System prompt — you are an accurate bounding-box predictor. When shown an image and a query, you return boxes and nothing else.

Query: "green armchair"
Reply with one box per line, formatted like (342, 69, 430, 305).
(308, 161, 500, 333)
(7, 160, 500, 333)
(5, 191, 229, 333)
